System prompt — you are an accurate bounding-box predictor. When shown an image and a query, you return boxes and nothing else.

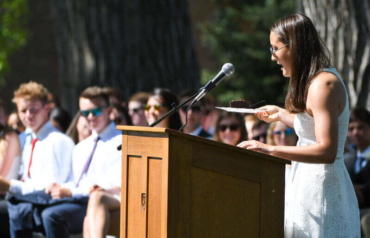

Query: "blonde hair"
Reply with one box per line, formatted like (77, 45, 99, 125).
(12, 81, 48, 104)
(266, 122, 278, 145)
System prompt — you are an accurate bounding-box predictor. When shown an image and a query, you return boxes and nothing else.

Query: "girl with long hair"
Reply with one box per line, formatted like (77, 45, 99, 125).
(238, 14, 360, 237)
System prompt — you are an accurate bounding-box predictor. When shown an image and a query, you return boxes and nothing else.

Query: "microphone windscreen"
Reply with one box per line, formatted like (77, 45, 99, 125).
(222, 63, 235, 76)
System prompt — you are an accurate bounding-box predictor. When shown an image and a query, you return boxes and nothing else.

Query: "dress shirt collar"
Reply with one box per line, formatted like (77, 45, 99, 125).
(189, 125, 203, 136)
(24, 127, 33, 135)
(357, 145, 370, 160)
(91, 121, 118, 141)
(31, 121, 58, 140)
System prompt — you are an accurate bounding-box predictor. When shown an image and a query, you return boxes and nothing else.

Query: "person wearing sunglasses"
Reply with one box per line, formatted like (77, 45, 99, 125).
(178, 90, 212, 139)
(128, 92, 149, 126)
(6, 86, 122, 237)
(144, 88, 182, 130)
(267, 122, 298, 147)
(214, 112, 247, 146)
(266, 122, 298, 184)
(237, 14, 360, 237)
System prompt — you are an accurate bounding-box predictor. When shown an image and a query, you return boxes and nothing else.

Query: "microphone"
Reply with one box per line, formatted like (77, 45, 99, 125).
(194, 63, 234, 101)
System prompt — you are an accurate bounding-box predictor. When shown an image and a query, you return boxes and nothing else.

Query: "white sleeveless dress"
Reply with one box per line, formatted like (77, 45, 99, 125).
(284, 68, 361, 238)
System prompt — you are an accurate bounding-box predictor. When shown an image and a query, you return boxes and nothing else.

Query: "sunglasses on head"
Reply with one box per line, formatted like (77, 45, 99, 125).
(80, 106, 107, 117)
(219, 123, 240, 132)
(144, 104, 163, 111)
(273, 128, 294, 137)
(180, 105, 203, 113)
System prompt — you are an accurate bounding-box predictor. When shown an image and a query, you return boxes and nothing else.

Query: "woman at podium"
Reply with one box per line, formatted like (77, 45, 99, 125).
(237, 14, 360, 237)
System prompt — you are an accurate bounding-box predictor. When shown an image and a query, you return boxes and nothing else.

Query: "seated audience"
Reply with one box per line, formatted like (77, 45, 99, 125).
(49, 107, 72, 133)
(201, 95, 220, 136)
(178, 89, 212, 138)
(103, 87, 126, 107)
(7, 111, 25, 134)
(66, 113, 92, 144)
(109, 103, 132, 126)
(47, 92, 61, 109)
(42, 86, 122, 238)
(266, 121, 298, 182)
(244, 114, 260, 140)
(128, 92, 149, 126)
(0, 125, 21, 238)
(213, 112, 247, 146)
(251, 120, 268, 143)
(344, 107, 370, 236)
(145, 88, 182, 130)
(0, 81, 75, 237)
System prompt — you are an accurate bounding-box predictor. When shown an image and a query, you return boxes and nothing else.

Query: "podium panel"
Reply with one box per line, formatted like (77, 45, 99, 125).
(118, 126, 289, 238)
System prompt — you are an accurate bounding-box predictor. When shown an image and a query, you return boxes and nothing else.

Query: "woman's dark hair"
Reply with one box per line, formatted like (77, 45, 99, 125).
(0, 124, 13, 140)
(350, 107, 370, 127)
(66, 112, 80, 144)
(213, 111, 247, 145)
(271, 13, 331, 113)
(110, 103, 133, 126)
(50, 107, 72, 133)
(150, 88, 182, 130)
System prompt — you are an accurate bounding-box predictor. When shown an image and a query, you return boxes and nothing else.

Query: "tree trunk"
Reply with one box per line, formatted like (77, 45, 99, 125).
(299, 0, 370, 109)
(51, 0, 200, 113)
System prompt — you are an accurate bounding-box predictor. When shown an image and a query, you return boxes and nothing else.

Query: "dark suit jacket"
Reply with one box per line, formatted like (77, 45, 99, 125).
(344, 147, 370, 208)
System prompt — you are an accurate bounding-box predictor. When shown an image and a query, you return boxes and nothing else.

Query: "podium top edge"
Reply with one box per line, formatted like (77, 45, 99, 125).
(116, 125, 171, 133)
(116, 125, 290, 165)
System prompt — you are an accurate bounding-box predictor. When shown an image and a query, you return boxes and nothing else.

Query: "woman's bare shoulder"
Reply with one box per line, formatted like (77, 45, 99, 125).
(307, 71, 345, 113)
(309, 71, 344, 97)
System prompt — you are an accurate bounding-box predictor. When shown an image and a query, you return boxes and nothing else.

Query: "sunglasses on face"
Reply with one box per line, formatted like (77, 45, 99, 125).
(219, 123, 240, 132)
(180, 105, 203, 113)
(129, 107, 144, 114)
(144, 104, 163, 111)
(273, 128, 294, 137)
(80, 106, 107, 117)
(253, 132, 267, 141)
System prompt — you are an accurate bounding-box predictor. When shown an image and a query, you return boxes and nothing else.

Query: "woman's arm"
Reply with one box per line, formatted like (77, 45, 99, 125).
(239, 73, 344, 164)
(255, 105, 295, 128)
(0, 131, 21, 178)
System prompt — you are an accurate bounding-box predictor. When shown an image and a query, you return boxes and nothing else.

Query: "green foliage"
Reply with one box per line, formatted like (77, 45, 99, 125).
(200, 0, 295, 107)
(0, 0, 29, 86)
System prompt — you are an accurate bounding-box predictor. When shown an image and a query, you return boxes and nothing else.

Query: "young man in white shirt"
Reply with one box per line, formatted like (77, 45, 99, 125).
(40, 86, 122, 238)
(0, 82, 75, 237)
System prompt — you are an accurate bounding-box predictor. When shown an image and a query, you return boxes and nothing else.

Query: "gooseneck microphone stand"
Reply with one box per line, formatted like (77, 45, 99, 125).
(117, 90, 201, 151)
(148, 91, 200, 128)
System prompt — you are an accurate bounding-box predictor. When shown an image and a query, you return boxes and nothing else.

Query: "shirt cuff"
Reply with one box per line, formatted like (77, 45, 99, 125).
(9, 179, 23, 194)
(70, 187, 89, 197)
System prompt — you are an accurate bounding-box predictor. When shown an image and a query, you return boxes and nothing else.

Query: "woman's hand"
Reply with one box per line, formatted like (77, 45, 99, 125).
(237, 140, 274, 155)
(255, 105, 282, 123)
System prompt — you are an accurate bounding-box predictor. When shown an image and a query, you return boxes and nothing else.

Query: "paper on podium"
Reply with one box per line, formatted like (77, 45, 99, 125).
(216, 107, 263, 114)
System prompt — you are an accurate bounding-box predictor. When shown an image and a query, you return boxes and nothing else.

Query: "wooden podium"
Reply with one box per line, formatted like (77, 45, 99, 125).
(117, 126, 289, 238)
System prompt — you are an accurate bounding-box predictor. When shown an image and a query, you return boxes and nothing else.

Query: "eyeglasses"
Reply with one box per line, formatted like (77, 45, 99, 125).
(270, 43, 289, 55)
(80, 106, 107, 117)
(144, 104, 163, 111)
(253, 132, 267, 141)
(180, 105, 203, 113)
(128, 107, 144, 114)
(273, 128, 294, 137)
(219, 123, 240, 132)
